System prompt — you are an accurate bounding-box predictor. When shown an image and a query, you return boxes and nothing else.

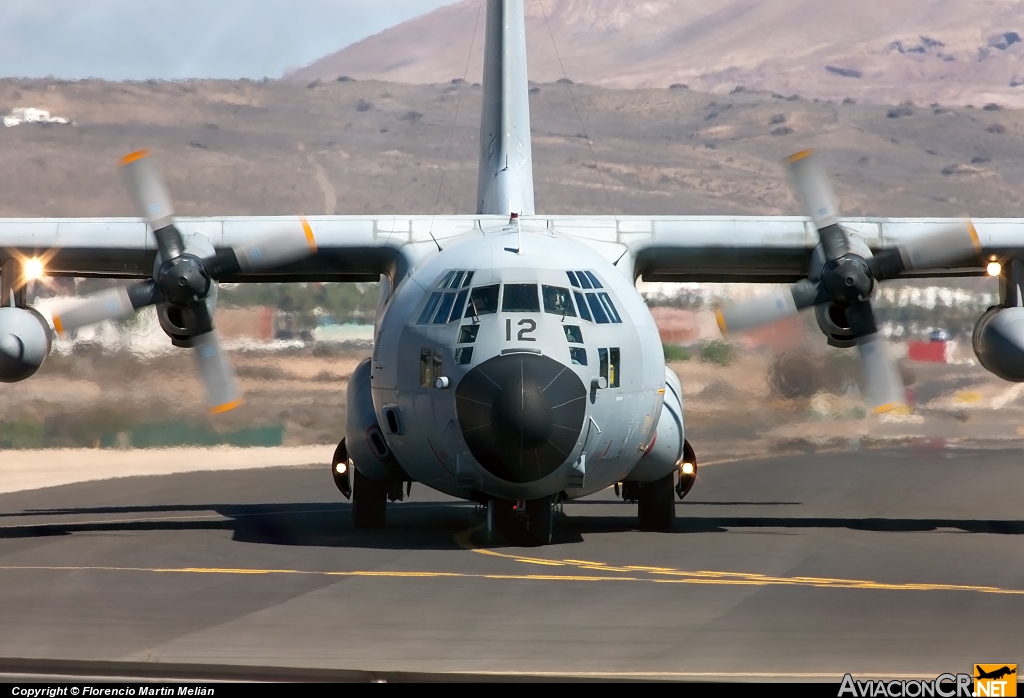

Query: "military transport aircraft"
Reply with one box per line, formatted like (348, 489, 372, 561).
(2, 0, 1023, 545)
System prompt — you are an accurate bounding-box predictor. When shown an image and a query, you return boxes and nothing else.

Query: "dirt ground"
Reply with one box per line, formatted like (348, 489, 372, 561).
(5, 340, 1024, 460)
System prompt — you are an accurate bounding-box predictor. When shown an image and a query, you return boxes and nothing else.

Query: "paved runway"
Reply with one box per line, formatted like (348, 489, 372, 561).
(0, 447, 1021, 680)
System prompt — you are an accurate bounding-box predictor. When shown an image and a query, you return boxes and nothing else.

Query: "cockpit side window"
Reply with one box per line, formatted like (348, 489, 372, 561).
(564, 270, 623, 324)
(598, 347, 621, 387)
(587, 294, 610, 324)
(502, 284, 540, 312)
(598, 292, 621, 323)
(449, 289, 469, 322)
(574, 291, 592, 322)
(420, 347, 443, 387)
(466, 284, 500, 317)
(433, 292, 456, 324)
(417, 276, 473, 325)
(543, 286, 577, 317)
(418, 292, 444, 324)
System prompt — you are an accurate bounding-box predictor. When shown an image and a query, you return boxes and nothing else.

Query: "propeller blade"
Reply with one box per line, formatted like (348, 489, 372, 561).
(856, 333, 906, 413)
(842, 300, 904, 413)
(869, 220, 981, 280)
(716, 280, 824, 335)
(51, 281, 162, 335)
(785, 149, 850, 261)
(204, 218, 317, 278)
(119, 150, 184, 260)
(191, 330, 242, 414)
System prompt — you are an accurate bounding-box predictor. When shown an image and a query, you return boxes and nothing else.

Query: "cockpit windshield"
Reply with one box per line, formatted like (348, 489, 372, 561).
(542, 285, 576, 317)
(466, 284, 499, 317)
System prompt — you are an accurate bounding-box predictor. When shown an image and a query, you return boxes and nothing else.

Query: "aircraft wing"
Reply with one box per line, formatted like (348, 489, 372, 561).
(0, 216, 489, 282)
(543, 216, 1022, 283)
(2, 215, 1020, 284)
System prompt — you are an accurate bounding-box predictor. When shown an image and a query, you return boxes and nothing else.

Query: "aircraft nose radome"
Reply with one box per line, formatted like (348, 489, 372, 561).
(456, 353, 587, 484)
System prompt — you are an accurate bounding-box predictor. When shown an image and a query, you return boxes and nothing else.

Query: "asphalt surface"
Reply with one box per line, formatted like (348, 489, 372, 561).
(0, 447, 1022, 680)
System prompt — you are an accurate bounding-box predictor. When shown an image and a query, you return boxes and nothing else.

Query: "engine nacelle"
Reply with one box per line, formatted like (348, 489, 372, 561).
(0, 306, 52, 383)
(346, 357, 409, 482)
(814, 303, 857, 349)
(625, 367, 686, 482)
(973, 306, 1024, 382)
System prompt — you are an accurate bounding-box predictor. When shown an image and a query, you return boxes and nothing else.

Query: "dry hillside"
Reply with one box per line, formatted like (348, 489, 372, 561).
(290, 0, 1024, 108)
(1, 77, 1023, 219)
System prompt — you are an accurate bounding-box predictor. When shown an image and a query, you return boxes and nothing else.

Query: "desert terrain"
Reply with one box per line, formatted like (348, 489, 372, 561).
(1, 77, 1023, 220)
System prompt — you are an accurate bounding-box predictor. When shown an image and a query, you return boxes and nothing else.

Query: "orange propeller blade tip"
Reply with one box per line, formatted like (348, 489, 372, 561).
(784, 149, 815, 164)
(119, 150, 150, 166)
(300, 216, 317, 252)
(714, 309, 729, 335)
(965, 219, 982, 252)
(209, 399, 244, 415)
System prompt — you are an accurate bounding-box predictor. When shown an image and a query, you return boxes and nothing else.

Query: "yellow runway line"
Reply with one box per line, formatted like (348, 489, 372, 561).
(452, 524, 1024, 596)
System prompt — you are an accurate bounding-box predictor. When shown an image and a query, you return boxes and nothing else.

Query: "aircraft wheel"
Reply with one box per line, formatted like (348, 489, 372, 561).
(638, 471, 675, 530)
(524, 496, 554, 546)
(352, 467, 387, 529)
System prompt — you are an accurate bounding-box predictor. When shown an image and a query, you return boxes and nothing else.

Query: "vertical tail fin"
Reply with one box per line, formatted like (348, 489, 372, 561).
(477, 0, 536, 216)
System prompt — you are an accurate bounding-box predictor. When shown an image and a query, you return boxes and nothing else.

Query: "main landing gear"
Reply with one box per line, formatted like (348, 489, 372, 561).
(620, 441, 698, 530)
(636, 471, 675, 530)
(487, 496, 554, 546)
(352, 467, 388, 529)
(331, 438, 409, 529)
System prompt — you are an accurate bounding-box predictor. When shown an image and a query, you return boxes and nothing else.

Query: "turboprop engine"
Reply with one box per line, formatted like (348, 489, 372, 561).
(973, 306, 1024, 382)
(0, 306, 52, 383)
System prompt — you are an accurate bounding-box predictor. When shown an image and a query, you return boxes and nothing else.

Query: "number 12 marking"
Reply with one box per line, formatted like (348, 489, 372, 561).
(506, 318, 537, 342)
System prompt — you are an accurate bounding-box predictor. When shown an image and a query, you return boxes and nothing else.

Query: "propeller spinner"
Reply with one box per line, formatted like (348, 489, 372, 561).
(51, 150, 318, 413)
(715, 149, 981, 413)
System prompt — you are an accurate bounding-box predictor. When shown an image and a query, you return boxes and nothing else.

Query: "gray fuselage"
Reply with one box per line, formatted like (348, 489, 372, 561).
(369, 222, 668, 502)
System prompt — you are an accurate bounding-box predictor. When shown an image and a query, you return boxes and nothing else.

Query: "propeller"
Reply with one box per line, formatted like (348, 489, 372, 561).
(52, 150, 318, 414)
(715, 149, 980, 413)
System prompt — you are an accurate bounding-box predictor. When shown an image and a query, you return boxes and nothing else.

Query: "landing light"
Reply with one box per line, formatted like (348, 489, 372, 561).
(987, 261, 1002, 277)
(334, 462, 347, 475)
(681, 462, 694, 475)
(23, 258, 44, 281)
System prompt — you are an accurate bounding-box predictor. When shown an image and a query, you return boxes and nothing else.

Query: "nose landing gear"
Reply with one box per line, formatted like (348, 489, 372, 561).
(486, 496, 555, 546)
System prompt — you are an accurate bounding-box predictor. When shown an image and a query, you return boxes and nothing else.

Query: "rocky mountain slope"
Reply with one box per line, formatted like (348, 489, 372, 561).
(290, 0, 1024, 108)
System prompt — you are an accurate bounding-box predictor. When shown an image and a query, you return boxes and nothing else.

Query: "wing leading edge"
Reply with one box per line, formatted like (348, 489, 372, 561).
(1, 215, 1019, 283)
(0, 216, 489, 282)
